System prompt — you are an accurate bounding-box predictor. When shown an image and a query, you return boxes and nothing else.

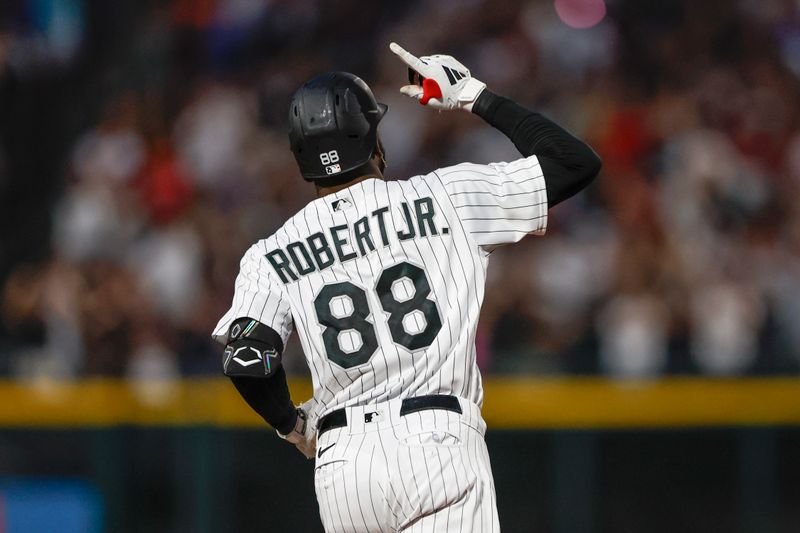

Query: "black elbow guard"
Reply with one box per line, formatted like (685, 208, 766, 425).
(222, 318, 284, 378)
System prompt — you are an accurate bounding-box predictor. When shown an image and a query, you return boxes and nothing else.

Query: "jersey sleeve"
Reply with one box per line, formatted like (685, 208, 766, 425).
(212, 243, 293, 347)
(435, 155, 548, 250)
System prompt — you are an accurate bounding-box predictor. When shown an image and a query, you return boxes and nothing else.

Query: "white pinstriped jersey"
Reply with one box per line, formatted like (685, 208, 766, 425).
(213, 154, 547, 415)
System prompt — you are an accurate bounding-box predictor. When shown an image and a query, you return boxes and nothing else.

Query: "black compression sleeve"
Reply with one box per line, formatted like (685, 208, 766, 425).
(472, 89, 601, 206)
(230, 368, 297, 434)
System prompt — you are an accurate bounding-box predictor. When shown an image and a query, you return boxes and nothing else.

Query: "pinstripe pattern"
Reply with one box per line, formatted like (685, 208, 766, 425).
(314, 397, 499, 532)
(213, 154, 547, 532)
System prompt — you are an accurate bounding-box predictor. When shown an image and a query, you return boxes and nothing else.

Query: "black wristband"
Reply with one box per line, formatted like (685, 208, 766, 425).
(472, 88, 503, 121)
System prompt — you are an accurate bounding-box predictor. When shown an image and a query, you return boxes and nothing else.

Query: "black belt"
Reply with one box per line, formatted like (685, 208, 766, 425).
(317, 394, 462, 436)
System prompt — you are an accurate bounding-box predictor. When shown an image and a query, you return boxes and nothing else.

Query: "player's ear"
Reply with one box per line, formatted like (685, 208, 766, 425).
(374, 135, 387, 173)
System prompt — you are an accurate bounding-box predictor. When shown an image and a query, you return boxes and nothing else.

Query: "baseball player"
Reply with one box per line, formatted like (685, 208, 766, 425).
(213, 43, 601, 532)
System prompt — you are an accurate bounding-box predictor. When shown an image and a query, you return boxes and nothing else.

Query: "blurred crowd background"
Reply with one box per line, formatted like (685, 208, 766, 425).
(2, 0, 800, 381)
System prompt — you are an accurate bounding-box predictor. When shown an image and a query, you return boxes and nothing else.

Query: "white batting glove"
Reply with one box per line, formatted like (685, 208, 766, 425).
(389, 42, 486, 112)
(277, 400, 318, 459)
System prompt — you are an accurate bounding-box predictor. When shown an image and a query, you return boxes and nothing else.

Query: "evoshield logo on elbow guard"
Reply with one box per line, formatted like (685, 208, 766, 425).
(229, 346, 277, 370)
(231, 346, 263, 367)
(224, 345, 279, 374)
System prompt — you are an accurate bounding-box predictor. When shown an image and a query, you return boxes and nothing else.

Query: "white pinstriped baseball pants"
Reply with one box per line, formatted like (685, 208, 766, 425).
(313, 397, 500, 532)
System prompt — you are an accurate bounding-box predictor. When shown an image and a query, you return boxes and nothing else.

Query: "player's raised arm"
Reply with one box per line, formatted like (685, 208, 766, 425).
(389, 42, 601, 207)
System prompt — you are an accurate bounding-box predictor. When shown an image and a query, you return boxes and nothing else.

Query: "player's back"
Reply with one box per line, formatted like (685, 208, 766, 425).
(267, 173, 489, 413)
(215, 155, 548, 415)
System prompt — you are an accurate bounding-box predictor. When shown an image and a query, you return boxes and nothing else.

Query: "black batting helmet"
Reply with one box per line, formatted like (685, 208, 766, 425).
(288, 72, 387, 182)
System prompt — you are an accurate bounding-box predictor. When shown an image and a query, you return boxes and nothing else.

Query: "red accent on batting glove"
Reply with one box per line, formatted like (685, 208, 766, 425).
(420, 78, 443, 105)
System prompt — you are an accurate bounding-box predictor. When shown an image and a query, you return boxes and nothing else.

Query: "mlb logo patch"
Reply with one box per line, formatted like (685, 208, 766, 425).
(325, 164, 341, 175)
(332, 198, 352, 211)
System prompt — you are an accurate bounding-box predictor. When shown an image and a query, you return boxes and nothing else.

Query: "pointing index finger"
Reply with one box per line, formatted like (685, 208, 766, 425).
(389, 42, 427, 74)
